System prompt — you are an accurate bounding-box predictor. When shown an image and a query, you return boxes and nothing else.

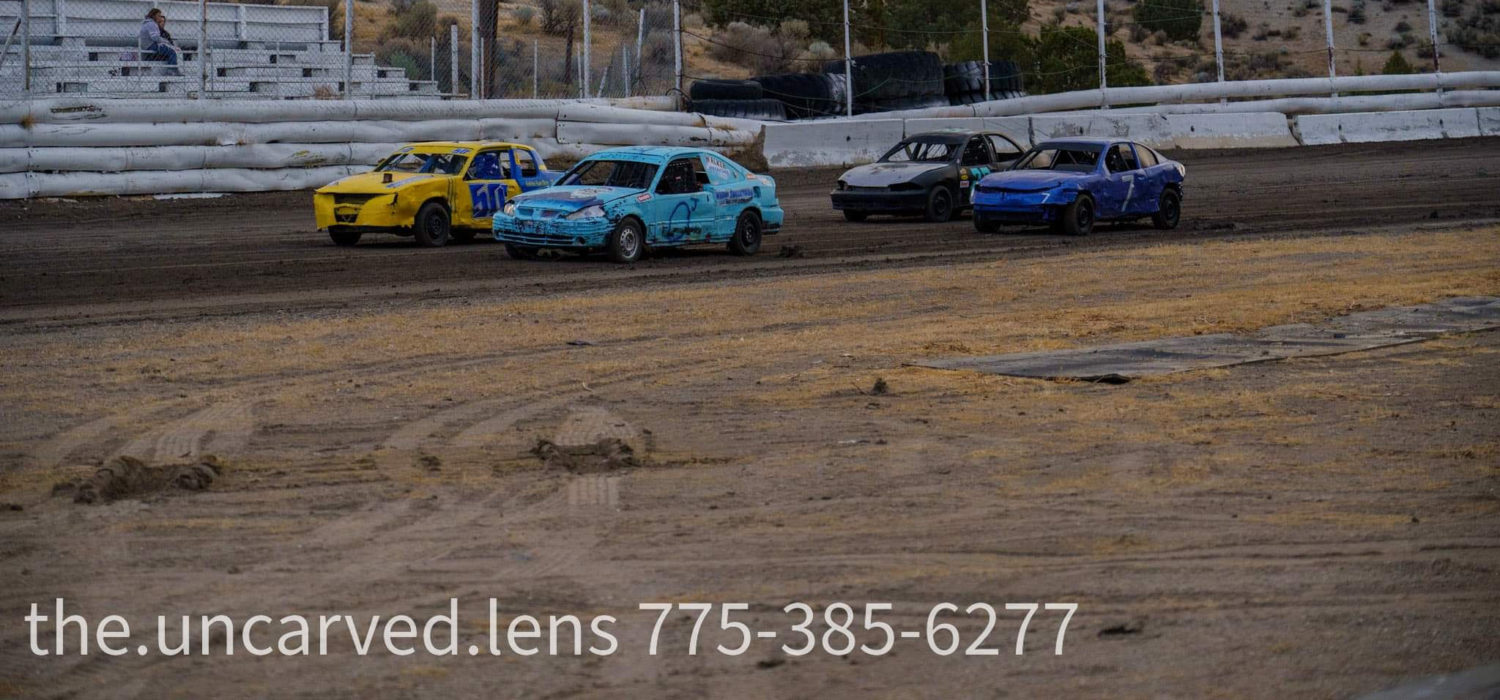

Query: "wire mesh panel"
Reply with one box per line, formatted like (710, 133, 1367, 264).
(0, 0, 1493, 103)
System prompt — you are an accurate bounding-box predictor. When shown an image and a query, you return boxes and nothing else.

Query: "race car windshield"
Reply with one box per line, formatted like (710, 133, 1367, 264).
(375, 152, 466, 175)
(880, 140, 958, 163)
(1013, 146, 1102, 173)
(560, 159, 659, 189)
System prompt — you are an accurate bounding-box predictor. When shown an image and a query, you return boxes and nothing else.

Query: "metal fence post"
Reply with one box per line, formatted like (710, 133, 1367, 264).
(1425, 0, 1442, 98)
(621, 45, 628, 96)
(343, 0, 353, 98)
(1096, 0, 1107, 108)
(1211, 0, 1224, 104)
(20, 0, 30, 94)
(430, 36, 435, 81)
(449, 22, 458, 97)
(635, 7, 644, 93)
(842, 0, 852, 116)
(980, 0, 990, 100)
(532, 38, 538, 98)
(672, 0, 682, 97)
(477, 35, 484, 98)
(198, 0, 207, 97)
(1322, 0, 1337, 96)
(582, 0, 591, 99)
(469, 0, 477, 99)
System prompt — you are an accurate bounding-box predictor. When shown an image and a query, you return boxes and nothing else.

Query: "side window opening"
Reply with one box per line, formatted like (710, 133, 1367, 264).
(986, 134, 1022, 158)
(961, 137, 990, 166)
(513, 149, 540, 177)
(1106, 145, 1139, 173)
(657, 158, 702, 195)
(467, 151, 506, 180)
(1134, 143, 1158, 168)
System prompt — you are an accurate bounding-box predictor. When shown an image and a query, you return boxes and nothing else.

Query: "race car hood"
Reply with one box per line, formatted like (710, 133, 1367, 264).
(316, 171, 441, 194)
(509, 185, 639, 211)
(839, 162, 949, 188)
(977, 170, 1092, 192)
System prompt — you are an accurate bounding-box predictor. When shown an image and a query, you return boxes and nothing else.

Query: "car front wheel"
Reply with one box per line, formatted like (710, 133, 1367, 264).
(328, 227, 362, 246)
(924, 185, 956, 223)
(973, 213, 1000, 234)
(1152, 189, 1181, 230)
(1056, 195, 1094, 236)
(413, 202, 451, 247)
(607, 218, 644, 263)
(504, 243, 538, 260)
(728, 210, 762, 256)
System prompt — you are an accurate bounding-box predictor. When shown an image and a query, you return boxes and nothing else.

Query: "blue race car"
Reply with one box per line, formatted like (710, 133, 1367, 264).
(971, 138, 1185, 236)
(492, 146, 784, 263)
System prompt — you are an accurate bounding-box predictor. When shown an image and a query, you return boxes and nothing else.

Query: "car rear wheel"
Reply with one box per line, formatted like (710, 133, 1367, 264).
(1152, 189, 1181, 230)
(973, 213, 1000, 234)
(728, 210, 762, 256)
(924, 185, 956, 223)
(504, 243, 538, 260)
(607, 217, 644, 263)
(1057, 195, 1094, 236)
(413, 202, 451, 247)
(328, 227, 362, 246)
(843, 210, 868, 222)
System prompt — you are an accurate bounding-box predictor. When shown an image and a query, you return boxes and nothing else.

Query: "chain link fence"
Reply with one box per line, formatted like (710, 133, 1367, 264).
(0, 0, 1492, 102)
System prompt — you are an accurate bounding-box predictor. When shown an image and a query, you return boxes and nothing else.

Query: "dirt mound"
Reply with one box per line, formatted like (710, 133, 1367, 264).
(52, 455, 224, 504)
(530, 438, 639, 473)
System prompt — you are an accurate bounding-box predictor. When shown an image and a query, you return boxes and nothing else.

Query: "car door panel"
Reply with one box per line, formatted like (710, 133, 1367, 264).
(649, 157, 715, 245)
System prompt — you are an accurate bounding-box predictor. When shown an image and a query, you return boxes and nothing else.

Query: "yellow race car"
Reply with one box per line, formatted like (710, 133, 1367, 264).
(313, 141, 559, 247)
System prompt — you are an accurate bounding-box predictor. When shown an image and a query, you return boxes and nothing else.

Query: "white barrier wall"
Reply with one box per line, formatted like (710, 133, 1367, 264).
(1481, 107, 1500, 136)
(765, 112, 1301, 168)
(762, 120, 905, 168)
(0, 96, 753, 198)
(1294, 108, 1483, 145)
(902, 117, 1032, 147)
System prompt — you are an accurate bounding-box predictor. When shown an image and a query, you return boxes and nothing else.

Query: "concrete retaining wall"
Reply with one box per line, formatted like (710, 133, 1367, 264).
(768, 112, 1300, 168)
(1294, 108, 1483, 145)
(1473, 107, 1500, 136)
(762, 119, 905, 168)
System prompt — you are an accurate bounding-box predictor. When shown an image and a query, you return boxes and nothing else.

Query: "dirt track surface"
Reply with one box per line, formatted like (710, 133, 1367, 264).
(2, 139, 1499, 323)
(1, 141, 1499, 698)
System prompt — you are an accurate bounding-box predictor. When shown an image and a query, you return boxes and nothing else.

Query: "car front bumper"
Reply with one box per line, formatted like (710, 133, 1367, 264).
(972, 190, 1067, 225)
(830, 190, 929, 213)
(492, 214, 614, 248)
(313, 192, 416, 230)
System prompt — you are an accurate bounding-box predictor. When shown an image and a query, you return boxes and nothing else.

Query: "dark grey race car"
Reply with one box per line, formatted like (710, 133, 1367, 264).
(830, 131, 1025, 223)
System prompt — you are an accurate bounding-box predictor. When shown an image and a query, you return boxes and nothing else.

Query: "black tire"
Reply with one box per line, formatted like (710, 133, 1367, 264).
(328, 227, 361, 246)
(1056, 195, 1095, 236)
(924, 185, 956, 223)
(606, 217, 644, 263)
(451, 229, 477, 243)
(1152, 188, 1182, 230)
(413, 201, 451, 247)
(755, 73, 837, 119)
(728, 210, 762, 256)
(689, 78, 763, 101)
(691, 98, 787, 121)
(504, 243, 537, 259)
(843, 210, 869, 222)
(973, 212, 1001, 233)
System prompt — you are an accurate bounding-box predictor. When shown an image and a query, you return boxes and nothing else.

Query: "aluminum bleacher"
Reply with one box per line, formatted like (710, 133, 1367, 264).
(0, 0, 441, 98)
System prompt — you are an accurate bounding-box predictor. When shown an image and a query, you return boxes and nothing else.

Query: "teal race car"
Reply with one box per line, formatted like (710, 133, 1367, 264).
(492, 146, 784, 263)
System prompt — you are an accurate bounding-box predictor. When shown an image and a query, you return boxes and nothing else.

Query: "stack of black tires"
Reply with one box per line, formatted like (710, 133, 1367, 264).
(687, 79, 788, 121)
(822, 51, 946, 113)
(752, 73, 843, 119)
(687, 53, 1025, 120)
(943, 59, 1026, 105)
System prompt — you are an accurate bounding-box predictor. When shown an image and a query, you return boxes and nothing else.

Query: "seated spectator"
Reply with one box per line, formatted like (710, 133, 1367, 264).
(138, 9, 181, 75)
